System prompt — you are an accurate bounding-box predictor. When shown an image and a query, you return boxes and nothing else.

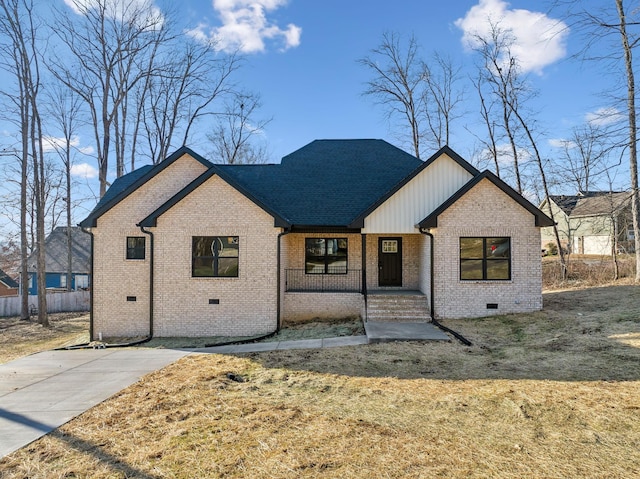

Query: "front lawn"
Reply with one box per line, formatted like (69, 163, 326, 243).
(1, 284, 639, 478)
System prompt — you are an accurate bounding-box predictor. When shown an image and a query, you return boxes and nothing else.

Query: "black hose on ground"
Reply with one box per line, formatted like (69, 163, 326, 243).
(431, 319, 472, 346)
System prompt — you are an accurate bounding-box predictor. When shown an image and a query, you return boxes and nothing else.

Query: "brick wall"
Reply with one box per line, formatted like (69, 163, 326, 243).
(283, 292, 364, 323)
(92, 155, 209, 339)
(150, 174, 279, 337)
(432, 178, 543, 319)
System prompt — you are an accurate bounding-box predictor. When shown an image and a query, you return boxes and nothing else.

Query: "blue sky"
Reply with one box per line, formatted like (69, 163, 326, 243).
(174, 0, 616, 166)
(0, 0, 628, 239)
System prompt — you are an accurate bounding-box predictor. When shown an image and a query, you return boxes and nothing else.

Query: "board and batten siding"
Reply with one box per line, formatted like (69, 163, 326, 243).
(363, 153, 474, 234)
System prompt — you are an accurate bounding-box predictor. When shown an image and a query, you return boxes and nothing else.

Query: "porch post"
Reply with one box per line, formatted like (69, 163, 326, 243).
(361, 233, 367, 321)
(361, 233, 367, 295)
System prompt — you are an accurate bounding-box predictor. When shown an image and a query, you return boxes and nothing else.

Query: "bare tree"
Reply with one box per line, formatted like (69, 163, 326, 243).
(0, 0, 48, 324)
(49, 0, 166, 196)
(422, 52, 465, 150)
(471, 72, 500, 176)
(554, 0, 640, 281)
(359, 32, 426, 158)
(556, 123, 617, 193)
(208, 92, 271, 165)
(46, 87, 83, 291)
(141, 39, 240, 165)
(359, 32, 465, 159)
(472, 24, 526, 194)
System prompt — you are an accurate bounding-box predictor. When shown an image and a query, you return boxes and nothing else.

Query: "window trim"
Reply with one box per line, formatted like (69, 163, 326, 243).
(126, 236, 146, 260)
(304, 237, 348, 275)
(459, 237, 511, 281)
(192, 236, 239, 278)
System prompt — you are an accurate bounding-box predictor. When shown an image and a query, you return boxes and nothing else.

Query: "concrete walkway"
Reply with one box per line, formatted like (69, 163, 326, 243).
(0, 325, 451, 459)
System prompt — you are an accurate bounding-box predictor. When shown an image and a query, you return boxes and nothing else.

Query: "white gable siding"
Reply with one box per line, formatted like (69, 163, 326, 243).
(363, 154, 474, 234)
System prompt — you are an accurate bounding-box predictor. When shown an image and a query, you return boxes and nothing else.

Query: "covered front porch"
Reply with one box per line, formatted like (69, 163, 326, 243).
(280, 232, 433, 325)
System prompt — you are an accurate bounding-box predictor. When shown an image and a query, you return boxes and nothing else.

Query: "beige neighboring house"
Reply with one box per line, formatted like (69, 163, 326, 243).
(80, 140, 553, 340)
(540, 192, 634, 256)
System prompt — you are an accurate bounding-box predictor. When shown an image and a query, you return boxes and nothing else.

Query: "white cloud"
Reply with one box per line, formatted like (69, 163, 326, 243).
(63, 0, 164, 29)
(585, 107, 624, 126)
(71, 163, 99, 179)
(187, 0, 301, 54)
(455, 0, 568, 75)
(42, 135, 80, 152)
(548, 138, 576, 149)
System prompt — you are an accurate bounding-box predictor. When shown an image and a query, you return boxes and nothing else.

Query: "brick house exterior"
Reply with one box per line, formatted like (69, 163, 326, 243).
(81, 140, 553, 340)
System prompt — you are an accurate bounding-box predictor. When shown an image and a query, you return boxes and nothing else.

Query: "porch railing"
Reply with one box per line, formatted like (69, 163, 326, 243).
(285, 268, 362, 293)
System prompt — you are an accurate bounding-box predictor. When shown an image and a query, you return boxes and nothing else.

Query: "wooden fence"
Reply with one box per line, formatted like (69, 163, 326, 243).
(0, 291, 89, 318)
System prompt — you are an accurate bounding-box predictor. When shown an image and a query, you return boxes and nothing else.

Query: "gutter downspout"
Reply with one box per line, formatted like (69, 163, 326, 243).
(80, 226, 94, 341)
(140, 226, 154, 340)
(419, 227, 472, 346)
(277, 228, 291, 331)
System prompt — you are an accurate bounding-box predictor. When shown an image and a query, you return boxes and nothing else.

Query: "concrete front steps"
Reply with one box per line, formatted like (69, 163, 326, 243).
(366, 290, 430, 322)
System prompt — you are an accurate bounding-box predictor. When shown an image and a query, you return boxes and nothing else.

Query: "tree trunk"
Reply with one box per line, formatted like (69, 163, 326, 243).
(615, 0, 640, 281)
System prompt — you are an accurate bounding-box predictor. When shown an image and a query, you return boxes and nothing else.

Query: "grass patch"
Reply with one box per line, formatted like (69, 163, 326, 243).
(1, 284, 640, 477)
(0, 313, 89, 364)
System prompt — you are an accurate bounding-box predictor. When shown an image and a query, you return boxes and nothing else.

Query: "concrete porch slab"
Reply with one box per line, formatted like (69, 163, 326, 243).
(364, 321, 450, 343)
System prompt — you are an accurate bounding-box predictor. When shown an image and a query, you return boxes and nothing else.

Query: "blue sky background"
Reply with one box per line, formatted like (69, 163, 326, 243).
(0, 0, 630, 237)
(175, 0, 617, 167)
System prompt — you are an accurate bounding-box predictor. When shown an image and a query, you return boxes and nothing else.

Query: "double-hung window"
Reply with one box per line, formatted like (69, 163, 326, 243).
(126, 237, 146, 260)
(305, 238, 348, 274)
(460, 237, 511, 280)
(192, 236, 239, 277)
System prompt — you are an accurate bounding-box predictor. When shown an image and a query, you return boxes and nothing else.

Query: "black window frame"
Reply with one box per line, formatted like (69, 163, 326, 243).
(459, 237, 511, 281)
(305, 237, 348, 274)
(126, 236, 146, 260)
(192, 236, 239, 278)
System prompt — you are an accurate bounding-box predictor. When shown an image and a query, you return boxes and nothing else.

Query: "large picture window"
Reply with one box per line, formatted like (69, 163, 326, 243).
(126, 237, 146, 260)
(460, 237, 511, 280)
(192, 236, 239, 277)
(305, 238, 348, 274)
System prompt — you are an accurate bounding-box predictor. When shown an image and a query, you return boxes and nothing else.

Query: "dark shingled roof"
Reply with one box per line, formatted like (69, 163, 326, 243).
(0, 268, 18, 288)
(27, 227, 91, 273)
(138, 139, 428, 229)
(216, 139, 424, 227)
(89, 139, 551, 232)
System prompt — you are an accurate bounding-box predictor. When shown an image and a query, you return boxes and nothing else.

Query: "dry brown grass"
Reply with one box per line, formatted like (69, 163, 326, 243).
(543, 254, 636, 290)
(1, 284, 639, 478)
(0, 313, 89, 364)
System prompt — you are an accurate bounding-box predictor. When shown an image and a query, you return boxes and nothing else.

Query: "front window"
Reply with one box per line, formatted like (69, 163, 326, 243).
(305, 238, 348, 274)
(192, 236, 239, 277)
(126, 237, 146, 260)
(460, 237, 511, 280)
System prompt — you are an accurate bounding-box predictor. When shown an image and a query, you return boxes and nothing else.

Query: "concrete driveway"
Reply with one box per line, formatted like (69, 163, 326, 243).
(0, 348, 190, 458)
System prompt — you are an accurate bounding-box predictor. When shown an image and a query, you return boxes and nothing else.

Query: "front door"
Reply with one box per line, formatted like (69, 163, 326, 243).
(378, 237, 402, 287)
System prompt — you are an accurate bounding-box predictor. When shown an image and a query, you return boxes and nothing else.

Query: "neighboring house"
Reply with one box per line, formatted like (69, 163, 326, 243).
(0, 268, 18, 296)
(80, 140, 553, 339)
(540, 191, 634, 255)
(25, 226, 91, 295)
